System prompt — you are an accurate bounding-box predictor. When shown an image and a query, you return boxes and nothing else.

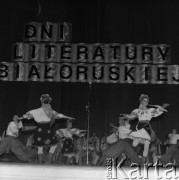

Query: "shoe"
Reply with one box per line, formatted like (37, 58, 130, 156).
(46, 153, 53, 164)
(38, 154, 43, 164)
(142, 156, 147, 164)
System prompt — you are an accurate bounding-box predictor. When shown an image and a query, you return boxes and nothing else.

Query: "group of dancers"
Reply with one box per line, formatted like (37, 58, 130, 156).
(0, 93, 178, 166)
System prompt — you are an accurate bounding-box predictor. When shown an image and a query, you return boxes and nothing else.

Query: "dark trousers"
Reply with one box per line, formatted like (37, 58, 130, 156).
(0, 136, 30, 162)
(98, 138, 142, 166)
(160, 144, 178, 164)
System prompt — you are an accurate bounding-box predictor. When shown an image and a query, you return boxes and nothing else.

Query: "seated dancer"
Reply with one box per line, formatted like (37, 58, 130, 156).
(160, 129, 179, 165)
(0, 115, 31, 162)
(56, 120, 86, 139)
(56, 120, 86, 164)
(122, 94, 169, 162)
(75, 135, 86, 165)
(20, 94, 75, 164)
(100, 132, 109, 154)
(98, 116, 143, 166)
(89, 133, 100, 165)
(79, 135, 91, 165)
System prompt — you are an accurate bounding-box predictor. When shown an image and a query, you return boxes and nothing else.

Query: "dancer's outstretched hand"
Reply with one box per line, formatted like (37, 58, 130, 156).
(18, 116, 24, 120)
(162, 103, 170, 108)
(120, 114, 128, 117)
(109, 123, 114, 127)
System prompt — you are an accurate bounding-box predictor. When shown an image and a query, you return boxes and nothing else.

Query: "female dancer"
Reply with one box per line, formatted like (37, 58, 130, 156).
(20, 94, 75, 164)
(122, 94, 169, 162)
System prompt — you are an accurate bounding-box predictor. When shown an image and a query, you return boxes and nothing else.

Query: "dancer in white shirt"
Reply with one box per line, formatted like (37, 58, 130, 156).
(111, 116, 153, 160)
(160, 129, 179, 164)
(122, 94, 169, 162)
(106, 128, 119, 144)
(0, 115, 31, 162)
(98, 117, 143, 166)
(56, 120, 86, 139)
(20, 94, 74, 164)
(56, 120, 86, 164)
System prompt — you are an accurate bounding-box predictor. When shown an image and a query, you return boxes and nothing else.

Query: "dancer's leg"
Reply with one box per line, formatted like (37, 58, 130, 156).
(37, 147, 43, 163)
(11, 139, 31, 162)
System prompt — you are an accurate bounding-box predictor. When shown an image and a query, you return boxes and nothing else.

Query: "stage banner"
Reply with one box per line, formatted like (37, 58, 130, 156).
(23, 22, 72, 42)
(40, 22, 58, 42)
(12, 43, 27, 61)
(40, 43, 57, 62)
(12, 62, 26, 81)
(122, 44, 138, 64)
(1, 21, 178, 84)
(23, 22, 41, 42)
(73, 43, 89, 63)
(168, 65, 179, 84)
(153, 44, 171, 64)
(0, 62, 179, 84)
(136, 65, 153, 84)
(107, 43, 121, 63)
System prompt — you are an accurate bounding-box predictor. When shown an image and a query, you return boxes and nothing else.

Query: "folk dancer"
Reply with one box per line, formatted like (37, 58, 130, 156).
(98, 117, 142, 166)
(160, 129, 179, 165)
(100, 132, 109, 155)
(0, 115, 31, 162)
(106, 127, 119, 145)
(20, 94, 75, 164)
(122, 94, 169, 162)
(56, 120, 86, 164)
(89, 133, 100, 165)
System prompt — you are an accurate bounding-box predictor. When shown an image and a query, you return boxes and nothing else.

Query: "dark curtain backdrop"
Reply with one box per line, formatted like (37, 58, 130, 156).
(0, 0, 179, 143)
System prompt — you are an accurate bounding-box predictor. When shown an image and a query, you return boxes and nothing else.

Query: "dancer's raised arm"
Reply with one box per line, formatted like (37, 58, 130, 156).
(109, 123, 118, 130)
(149, 103, 169, 117)
(53, 111, 75, 120)
(120, 111, 138, 120)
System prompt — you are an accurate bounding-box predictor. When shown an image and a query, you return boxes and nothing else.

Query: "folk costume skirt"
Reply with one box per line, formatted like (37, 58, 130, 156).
(33, 123, 57, 147)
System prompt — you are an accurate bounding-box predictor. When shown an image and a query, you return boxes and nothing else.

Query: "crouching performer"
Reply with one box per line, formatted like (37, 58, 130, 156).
(0, 115, 31, 162)
(98, 116, 142, 166)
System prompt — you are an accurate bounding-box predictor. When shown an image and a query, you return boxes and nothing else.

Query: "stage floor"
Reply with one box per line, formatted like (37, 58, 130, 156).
(0, 163, 106, 180)
(0, 162, 178, 180)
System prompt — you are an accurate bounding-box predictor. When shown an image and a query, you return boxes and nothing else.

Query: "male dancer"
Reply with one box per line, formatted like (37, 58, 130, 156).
(98, 116, 142, 166)
(0, 115, 31, 162)
(160, 129, 179, 165)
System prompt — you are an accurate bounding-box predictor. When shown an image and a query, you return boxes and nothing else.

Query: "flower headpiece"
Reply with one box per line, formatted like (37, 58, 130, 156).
(40, 94, 52, 104)
(139, 94, 149, 102)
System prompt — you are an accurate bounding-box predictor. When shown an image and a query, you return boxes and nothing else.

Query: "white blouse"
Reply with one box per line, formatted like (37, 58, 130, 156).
(24, 107, 64, 123)
(131, 108, 163, 121)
